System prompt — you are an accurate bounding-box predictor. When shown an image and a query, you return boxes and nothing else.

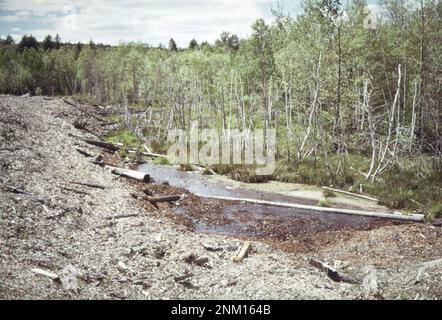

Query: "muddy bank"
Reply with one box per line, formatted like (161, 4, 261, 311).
(1, 95, 442, 300)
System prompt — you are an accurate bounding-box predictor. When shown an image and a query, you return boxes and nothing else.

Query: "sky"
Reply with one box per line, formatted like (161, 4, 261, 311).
(0, 0, 384, 47)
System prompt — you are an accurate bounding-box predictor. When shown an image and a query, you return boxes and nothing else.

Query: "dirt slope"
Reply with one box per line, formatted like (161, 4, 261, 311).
(0, 95, 441, 299)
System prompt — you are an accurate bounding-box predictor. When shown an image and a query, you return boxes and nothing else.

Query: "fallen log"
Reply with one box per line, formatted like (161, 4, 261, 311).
(61, 187, 90, 196)
(111, 168, 150, 183)
(174, 273, 193, 282)
(31, 268, 60, 281)
(104, 213, 139, 220)
(83, 139, 120, 152)
(231, 241, 252, 262)
(195, 194, 425, 222)
(140, 151, 165, 158)
(75, 148, 94, 158)
(2, 184, 27, 195)
(309, 258, 361, 284)
(100, 122, 117, 126)
(63, 98, 77, 107)
(322, 186, 379, 202)
(92, 160, 113, 167)
(70, 181, 105, 190)
(73, 121, 102, 139)
(145, 195, 181, 203)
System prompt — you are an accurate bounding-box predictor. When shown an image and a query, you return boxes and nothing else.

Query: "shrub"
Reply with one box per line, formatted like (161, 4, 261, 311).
(318, 198, 331, 207)
(378, 189, 414, 209)
(153, 156, 170, 165)
(106, 129, 141, 149)
(322, 188, 336, 198)
(178, 164, 193, 171)
(202, 167, 214, 175)
(427, 203, 442, 221)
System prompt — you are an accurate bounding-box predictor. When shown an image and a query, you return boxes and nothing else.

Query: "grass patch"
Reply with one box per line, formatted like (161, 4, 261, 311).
(273, 155, 442, 211)
(106, 129, 142, 149)
(153, 156, 170, 165)
(322, 188, 336, 198)
(427, 203, 442, 221)
(210, 164, 270, 183)
(318, 198, 331, 207)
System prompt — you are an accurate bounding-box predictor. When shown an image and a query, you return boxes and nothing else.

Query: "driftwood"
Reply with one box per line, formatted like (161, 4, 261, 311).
(73, 121, 102, 139)
(0, 182, 47, 204)
(63, 98, 77, 107)
(196, 194, 425, 222)
(2, 184, 27, 195)
(100, 122, 117, 126)
(322, 186, 379, 202)
(309, 258, 361, 284)
(104, 213, 139, 220)
(92, 160, 118, 167)
(174, 273, 193, 282)
(139, 151, 164, 158)
(111, 168, 150, 183)
(232, 241, 252, 262)
(145, 195, 181, 203)
(75, 148, 94, 158)
(31, 268, 60, 281)
(61, 187, 90, 196)
(83, 139, 120, 152)
(70, 181, 105, 190)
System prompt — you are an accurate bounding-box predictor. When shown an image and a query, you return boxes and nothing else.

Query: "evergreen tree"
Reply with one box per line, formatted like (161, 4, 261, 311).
(169, 38, 178, 51)
(6, 35, 14, 45)
(42, 35, 54, 51)
(18, 35, 39, 52)
(189, 39, 199, 50)
(54, 34, 61, 49)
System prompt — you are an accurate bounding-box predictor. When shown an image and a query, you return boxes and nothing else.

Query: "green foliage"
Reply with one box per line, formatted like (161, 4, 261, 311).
(18, 35, 38, 52)
(210, 164, 270, 183)
(377, 189, 415, 210)
(189, 39, 199, 50)
(106, 130, 142, 148)
(153, 157, 170, 165)
(322, 189, 336, 198)
(169, 38, 178, 52)
(318, 199, 331, 207)
(427, 204, 442, 221)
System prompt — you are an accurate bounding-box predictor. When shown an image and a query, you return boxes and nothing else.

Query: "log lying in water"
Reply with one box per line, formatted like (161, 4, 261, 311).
(111, 168, 150, 183)
(322, 186, 379, 202)
(194, 194, 425, 222)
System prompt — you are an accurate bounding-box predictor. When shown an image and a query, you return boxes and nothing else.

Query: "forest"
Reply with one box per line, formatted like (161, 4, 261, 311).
(0, 0, 441, 217)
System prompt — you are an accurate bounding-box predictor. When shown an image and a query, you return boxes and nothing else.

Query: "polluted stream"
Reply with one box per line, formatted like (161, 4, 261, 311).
(138, 163, 401, 240)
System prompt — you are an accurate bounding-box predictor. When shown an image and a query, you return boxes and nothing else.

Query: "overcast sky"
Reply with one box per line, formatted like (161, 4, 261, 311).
(0, 0, 384, 47)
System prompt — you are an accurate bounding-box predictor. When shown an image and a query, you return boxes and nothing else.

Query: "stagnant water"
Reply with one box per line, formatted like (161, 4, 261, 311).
(138, 162, 396, 238)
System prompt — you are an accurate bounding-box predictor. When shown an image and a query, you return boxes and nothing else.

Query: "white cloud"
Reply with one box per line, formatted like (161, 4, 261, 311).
(0, 10, 32, 22)
(0, 0, 276, 46)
